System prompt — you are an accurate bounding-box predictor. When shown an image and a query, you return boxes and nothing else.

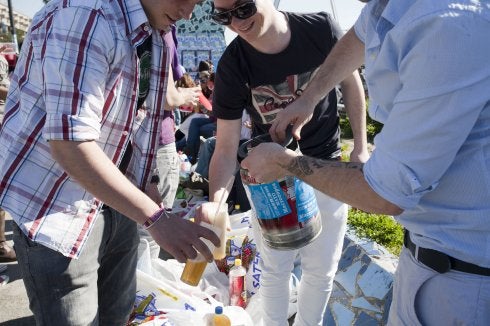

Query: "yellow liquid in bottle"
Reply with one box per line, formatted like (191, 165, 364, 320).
(212, 314, 231, 326)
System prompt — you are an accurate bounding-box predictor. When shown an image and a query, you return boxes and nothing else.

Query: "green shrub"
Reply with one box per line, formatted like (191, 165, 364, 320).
(340, 143, 350, 162)
(339, 116, 353, 139)
(340, 97, 383, 142)
(366, 115, 383, 142)
(341, 114, 383, 143)
(347, 209, 403, 256)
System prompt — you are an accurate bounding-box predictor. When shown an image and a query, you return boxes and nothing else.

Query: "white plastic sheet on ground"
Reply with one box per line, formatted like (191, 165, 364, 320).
(129, 209, 298, 326)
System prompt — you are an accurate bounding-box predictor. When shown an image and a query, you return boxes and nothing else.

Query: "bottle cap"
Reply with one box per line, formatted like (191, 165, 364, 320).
(235, 258, 242, 266)
(215, 306, 223, 314)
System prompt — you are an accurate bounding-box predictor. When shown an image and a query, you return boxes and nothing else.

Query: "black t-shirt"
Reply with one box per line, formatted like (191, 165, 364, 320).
(120, 35, 152, 174)
(213, 12, 343, 159)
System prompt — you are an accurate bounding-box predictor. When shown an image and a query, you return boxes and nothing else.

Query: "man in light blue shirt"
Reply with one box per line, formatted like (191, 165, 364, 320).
(240, 0, 490, 324)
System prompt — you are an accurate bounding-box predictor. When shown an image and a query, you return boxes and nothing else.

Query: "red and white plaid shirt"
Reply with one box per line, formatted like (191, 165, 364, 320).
(0, 0, 170, 258)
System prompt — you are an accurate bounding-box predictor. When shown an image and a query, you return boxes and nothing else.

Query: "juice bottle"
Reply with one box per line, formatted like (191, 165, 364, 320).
(210, 306, 231, 326)
(229, 258, 247, 308)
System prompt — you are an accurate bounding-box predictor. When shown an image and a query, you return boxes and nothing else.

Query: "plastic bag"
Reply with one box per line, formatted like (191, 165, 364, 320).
(226, 211, 262, 297)
(130, 239, 253, 326)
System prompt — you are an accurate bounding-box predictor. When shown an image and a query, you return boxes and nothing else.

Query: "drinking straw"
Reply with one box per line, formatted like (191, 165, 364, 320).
(214, 163, 240, 218)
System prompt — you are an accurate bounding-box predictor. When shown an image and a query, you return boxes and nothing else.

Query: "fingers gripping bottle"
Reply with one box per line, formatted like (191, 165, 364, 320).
(229, 258, 247, 308)
(238, 129, 322, 250)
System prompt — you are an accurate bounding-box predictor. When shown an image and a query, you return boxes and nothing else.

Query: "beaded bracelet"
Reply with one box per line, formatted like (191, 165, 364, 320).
(143, 207, 168, 230)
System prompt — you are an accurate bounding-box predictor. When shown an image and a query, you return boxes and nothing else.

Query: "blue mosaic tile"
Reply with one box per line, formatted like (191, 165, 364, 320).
(331, 302, 355, 326)
(338, 244, 361, 270)
(175, 0, 226, 72)
(335, 260, 362, 296)
(351, 297, 380, 313)
(323, 306, 337, 326)
(382, 287, 393, 324)
(355, 311, 380, 326)
(358, 263, 392, 300)
(361, 253, 371, 266)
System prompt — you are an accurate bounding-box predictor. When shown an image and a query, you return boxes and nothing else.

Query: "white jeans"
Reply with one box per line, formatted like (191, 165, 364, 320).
(253, 189, 347, 326)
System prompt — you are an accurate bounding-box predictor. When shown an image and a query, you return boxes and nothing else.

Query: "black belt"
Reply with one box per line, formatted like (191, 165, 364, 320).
(404, 230, 490, 276)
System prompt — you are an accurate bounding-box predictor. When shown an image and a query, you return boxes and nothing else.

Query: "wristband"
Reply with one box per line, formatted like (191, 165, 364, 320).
(143, 207, 167, 230)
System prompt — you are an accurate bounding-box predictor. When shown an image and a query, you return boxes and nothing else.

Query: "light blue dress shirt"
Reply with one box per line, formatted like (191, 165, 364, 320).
(356, 0, 490, 267)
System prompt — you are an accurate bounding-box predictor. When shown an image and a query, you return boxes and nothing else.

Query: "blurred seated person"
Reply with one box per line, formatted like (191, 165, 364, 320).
(175, 73, 199, 116)
(178, 73, 216, 158)
(183, 112, 252, 209)
(184, 73, 216, 164)
(174, 73, 204, 150)
(198, 70, 213, 100)
(173, 65, 188, 127)
(194, 111, 251, 180)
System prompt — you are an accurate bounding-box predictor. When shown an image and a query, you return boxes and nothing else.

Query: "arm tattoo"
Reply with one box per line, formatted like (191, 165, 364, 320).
(280, 156, 364, 178)
(281, 156, 313, 177)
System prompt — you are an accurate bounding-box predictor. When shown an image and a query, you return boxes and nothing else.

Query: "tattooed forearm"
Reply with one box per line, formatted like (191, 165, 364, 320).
(280, 156, 364, 178)
(280, 156, 313, 177)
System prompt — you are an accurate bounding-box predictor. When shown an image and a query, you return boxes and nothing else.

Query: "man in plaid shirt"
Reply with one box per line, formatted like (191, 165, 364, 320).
(0, 0, 218, 324)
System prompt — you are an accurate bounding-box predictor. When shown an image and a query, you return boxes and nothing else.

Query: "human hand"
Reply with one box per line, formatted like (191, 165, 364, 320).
(194, 203, 211, 225)
(269, 97, 316, 143)
(194, 201, 231, 231)
(178, 86, 202, 106)
(349, 145, 370, 163)
(240, 142, 298, 183)
(147, 213, 221, 263)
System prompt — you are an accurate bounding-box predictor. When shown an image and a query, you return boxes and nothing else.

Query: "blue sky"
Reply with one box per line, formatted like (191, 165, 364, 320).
(4, 0, 45, 18)
(12, 0, 364, 31)
(278, 0, 365, 31)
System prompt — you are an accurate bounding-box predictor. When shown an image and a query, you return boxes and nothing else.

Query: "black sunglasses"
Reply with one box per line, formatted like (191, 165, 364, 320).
(211, 1, 257, 25)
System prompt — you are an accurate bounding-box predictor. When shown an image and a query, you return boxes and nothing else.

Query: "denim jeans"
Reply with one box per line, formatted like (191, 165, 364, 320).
(252, 189, 347, 326)
(173, 108, 181, 127)
(194, 137, 248, 179)
(185, 117, 216, 163)
(13, 208, 139, 326)
(194, 136, 216, 178)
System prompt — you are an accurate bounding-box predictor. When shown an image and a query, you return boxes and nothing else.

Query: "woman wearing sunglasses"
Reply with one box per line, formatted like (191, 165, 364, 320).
(208, 0, 368, 325)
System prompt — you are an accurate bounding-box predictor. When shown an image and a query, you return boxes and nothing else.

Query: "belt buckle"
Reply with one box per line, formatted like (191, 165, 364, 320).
(416, 247, 451, 274)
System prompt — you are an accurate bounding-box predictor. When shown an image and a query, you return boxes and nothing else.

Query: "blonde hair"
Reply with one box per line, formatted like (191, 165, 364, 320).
(176, 73, 196, 88)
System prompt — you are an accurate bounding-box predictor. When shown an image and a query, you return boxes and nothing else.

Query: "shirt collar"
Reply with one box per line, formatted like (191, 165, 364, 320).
(116, 0, 153, 47)
(378, 0, 416, 26)
(368, 0, 416, 45)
